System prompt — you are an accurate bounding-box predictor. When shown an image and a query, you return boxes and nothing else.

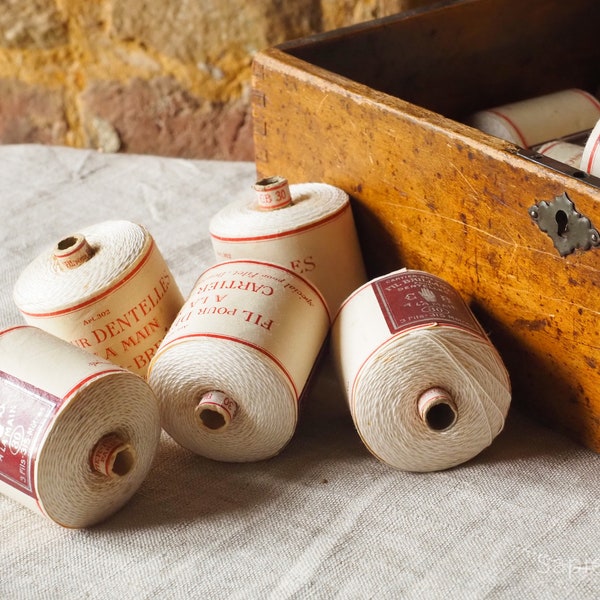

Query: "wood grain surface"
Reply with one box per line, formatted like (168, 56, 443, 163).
(251, 0, 600, 451)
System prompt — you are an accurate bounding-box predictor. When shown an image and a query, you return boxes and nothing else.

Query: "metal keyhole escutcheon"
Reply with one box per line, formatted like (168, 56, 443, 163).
(529, 192, 600, 256)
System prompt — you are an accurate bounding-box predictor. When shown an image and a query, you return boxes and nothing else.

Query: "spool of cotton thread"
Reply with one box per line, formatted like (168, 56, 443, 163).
(332, 269, 511, 472)
(209, 176, 367, 316)
(147, 259, 330, 462)
(0, 326, 160, 527)
(580, 118, 600, 177)
(467, 88, 600, 148)
(536, 140, 584, 168)
(13, 220, 184, 376)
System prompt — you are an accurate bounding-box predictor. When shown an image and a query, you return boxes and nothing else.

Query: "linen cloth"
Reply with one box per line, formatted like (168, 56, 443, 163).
(1, 144, 599, 599)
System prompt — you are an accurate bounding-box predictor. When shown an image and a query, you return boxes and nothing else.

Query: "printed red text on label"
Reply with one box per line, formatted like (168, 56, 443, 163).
(0, 372, 60, 498)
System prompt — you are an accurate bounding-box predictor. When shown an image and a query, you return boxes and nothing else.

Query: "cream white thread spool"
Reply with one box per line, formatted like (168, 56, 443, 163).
(467, 88, 600, 148)
(536, 140, 585, 168)
(13, 220, 184, 376)
(332, 269, 511, 472)
(147, 259, 330, 462)
(0, 326, 160, 528)
(580, 117, 600, 177)
(209, 177, 367, 317)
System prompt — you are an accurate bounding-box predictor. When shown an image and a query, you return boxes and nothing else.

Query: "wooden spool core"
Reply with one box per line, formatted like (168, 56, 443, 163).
(417, 387, 458, 432)
(195, 390, 239, 432)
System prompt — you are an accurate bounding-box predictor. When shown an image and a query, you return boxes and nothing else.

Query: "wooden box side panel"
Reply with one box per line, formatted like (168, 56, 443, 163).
(252, 48, 600, 451)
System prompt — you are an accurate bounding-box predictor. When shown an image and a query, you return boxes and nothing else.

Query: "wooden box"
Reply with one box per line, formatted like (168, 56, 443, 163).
(251, 0, 600, 451)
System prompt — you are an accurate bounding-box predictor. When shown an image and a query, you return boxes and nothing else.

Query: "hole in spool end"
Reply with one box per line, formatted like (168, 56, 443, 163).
(423, 402, 457, 431)
(91, 433, 136, 478)
(53, 233, 94, 269)
(195, 390, 238, 433)
(57, 236, 79, 251)
(255, 175, 285, 187)
(417, 387, 458, 432)
(198, 408, 227, 431)
(110, 447, 136, 476)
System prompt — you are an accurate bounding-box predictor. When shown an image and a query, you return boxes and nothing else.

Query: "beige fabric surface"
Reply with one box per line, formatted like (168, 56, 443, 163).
(1, 145, 600, 599)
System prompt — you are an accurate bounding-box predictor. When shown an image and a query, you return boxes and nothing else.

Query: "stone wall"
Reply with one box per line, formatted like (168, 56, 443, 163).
(0, 0, 434, 160)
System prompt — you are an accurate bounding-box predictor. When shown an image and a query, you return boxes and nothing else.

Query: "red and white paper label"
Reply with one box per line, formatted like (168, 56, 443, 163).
(371, 270, 485, 337)
(150, 260, 330, 402)
(0, 371, 60, 499)
(333, 269, 486, 402)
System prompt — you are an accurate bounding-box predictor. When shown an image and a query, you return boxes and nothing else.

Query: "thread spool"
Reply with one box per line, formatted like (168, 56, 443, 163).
(580, 117, 600, 176)
(13, 220, 184, 376)
(209, 176, 366, 316)
(536, 140, 585, 169)
(147, 259, 330, 462)
(0, 326, 160, 527)
(332, 269, 511, 472)
(467, 88, 600, 148)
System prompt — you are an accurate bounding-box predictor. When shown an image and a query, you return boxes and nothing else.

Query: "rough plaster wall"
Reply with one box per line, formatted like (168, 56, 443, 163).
(0, 0, 434, 160)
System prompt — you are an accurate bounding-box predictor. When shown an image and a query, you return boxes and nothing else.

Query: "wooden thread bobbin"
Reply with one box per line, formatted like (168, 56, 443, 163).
(91, 433, 136, 478)
(195, 390, 239, 432)
(253, 175, 292, 210)
(53, 234, 94, 270)
(417, 387, 458, 432)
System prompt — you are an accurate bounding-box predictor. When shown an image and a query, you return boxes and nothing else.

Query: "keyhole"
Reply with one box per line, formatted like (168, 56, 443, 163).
(556, 210, 569, 237)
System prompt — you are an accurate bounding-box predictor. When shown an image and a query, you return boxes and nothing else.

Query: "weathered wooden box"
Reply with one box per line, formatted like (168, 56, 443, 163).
(251, 0, 600, 451)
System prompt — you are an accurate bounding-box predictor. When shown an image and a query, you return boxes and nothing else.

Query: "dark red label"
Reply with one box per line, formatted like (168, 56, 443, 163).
(0, 371, 61, 498)
(372, 270, 485, 337)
